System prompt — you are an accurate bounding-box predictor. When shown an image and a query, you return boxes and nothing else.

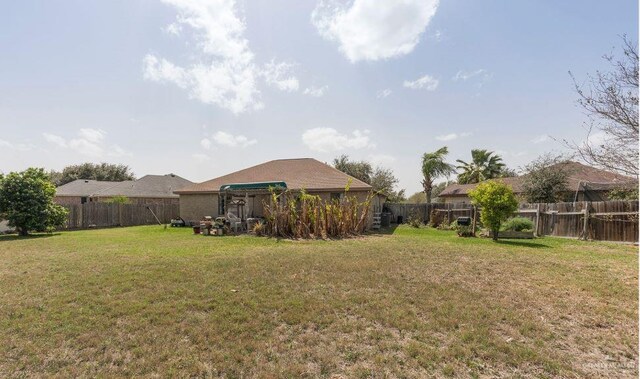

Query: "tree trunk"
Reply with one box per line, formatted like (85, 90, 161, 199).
(18, 227, 28, 236)
(492, 228, 499, 241)
(422, 179, 432, 204)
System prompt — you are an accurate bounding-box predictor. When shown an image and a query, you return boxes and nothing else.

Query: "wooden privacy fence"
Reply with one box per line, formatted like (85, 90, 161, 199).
(62, 202, 180, 229)
(385, 201, 639, 242)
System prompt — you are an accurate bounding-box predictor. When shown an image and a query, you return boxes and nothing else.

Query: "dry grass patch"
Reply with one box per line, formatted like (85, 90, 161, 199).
(0, 226, 637, 378)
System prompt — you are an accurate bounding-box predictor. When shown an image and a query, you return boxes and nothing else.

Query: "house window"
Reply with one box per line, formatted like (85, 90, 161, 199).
(330, 193, 342, 202)
(81, 197, 87, 204)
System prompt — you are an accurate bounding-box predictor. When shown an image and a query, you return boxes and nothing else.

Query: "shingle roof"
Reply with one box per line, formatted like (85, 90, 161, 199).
(440, 161, 636, 197)
(175, 158, 372, 194)
(55, 180, 130, 197)
(94, 174, 193, 198)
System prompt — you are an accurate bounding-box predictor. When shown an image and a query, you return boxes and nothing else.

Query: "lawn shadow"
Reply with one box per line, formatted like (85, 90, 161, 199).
(495, 239, 550, 249)
(370, 224, 398, 235)
(0, 233, 60, 242)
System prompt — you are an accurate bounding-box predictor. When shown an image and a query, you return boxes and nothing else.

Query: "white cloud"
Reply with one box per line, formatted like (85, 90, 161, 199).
(303, 85, 328, 97)
(435, 132, 472, 141)
(368, 153, 396, 166)
(262, 60, 299, 92)
(453, 69, 492, 89)
(404, 74, 439, 90)
(42, 129, 130, 158)
(376, 89, 392, 98)
(302, 127, 375, 152)
(143, 0, 264, 114)
(0, 139, 34, 152)
(212, 131, 257, 148)
(200, 138, 212, 150)
(109, 145, 133, 158)
(311, 0, 439, 62)
(531, 134, 550, 144)
(78, 128, 105, 143)
(192, 153, 211, 162)
(43, 133, 67, 148)
(164, 22, 182, 35)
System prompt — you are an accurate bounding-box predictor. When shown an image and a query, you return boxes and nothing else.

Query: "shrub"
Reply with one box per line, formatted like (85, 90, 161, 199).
(262, 186, 373, 239)
(469, 180, 518, 241)
(105, 195, 131, 204)
(501, 217, 534, 232)
(456, 224, 476, 237)
(0, 168, 68, 235)
(407, 210, 423, 228)
(252, 221, 265, 236)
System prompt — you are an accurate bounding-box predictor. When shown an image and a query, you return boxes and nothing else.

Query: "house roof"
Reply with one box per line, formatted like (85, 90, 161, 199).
(175, 158, 372, 194)
(93, 174, 193, 198)
(440, 161, 636, 197)
(55, 174, 193, 198)
(55, 179, 130, 197)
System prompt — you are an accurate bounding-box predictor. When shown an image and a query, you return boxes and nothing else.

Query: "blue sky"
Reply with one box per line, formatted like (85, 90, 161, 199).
(0, 0, 637, 194)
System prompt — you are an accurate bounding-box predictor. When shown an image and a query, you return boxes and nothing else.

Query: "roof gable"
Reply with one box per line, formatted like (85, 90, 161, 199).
(94, 174, 193, 198)
(55, 179, 129, 197)
(175, 158, 372, 194)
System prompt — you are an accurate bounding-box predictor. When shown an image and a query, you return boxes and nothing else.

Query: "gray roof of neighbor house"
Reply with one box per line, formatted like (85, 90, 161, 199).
(55, 174, 192, 198)
(440, 161, 636, 197)
(175, 158, 372, 194)
(93, 174, 193, 198)
(55, 180, 130, 197)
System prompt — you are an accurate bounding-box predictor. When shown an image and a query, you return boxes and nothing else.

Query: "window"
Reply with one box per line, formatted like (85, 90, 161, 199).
(330, 193, 342, 202)
(81, 197, 87, 204)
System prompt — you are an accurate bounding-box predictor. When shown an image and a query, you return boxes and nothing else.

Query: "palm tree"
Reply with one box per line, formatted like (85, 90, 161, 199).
(421, 147, 456, 203)
(456, 149, 506, 184)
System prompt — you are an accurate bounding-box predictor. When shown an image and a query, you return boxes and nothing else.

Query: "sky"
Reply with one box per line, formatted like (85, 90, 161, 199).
(0, 0, 637, 194)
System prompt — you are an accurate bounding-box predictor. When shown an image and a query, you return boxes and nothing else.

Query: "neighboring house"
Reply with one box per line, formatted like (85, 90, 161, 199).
(439, 161, 636, 203)
(174, 158, 385, 226)
(55, 174, 193, 205)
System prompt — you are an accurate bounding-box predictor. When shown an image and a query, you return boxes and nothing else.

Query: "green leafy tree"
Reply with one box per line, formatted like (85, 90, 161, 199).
(333, 155, 406, 201)
(421, 147, 456, 204)
(332, 155, 372, 183)
(49, 162, 135, 186)
(469, 180, 518, 241)
(456, 149, 506, 184)
(521, 155, 570, 203)
(0, 168, 68, 235)
(607, 187, 639, 201)
(104, 195, 131, 204)
(406, 191, 427, 204)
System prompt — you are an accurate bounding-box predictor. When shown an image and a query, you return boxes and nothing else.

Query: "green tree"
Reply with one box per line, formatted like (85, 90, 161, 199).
(332, 155, 372, 183)
(456, 149, 506, 184)
(421, 147, 456, 204)
(104, 195, 131, 204)
(333, 155, 406, 201)
(49, 162, 135, 186)
(406, 191, 427, 204)
(0, 168, 68, 236)
(469, 180, 518, 241)
(521, 155, 570, 203)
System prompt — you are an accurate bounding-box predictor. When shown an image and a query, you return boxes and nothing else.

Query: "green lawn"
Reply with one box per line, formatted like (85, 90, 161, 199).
(0, 226, 637, 378)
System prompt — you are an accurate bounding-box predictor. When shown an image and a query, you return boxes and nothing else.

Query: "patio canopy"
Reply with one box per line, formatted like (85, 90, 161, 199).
(219, 181, 287, 192)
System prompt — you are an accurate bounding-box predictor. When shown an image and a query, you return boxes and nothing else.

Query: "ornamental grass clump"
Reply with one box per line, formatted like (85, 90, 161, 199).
(262, 185, 373, 239)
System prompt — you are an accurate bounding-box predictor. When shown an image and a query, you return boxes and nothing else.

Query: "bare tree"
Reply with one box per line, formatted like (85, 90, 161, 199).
(566, 35, 639, 177)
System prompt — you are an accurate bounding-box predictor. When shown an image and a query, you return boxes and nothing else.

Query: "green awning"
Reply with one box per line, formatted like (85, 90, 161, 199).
(219, 181, 287, 192)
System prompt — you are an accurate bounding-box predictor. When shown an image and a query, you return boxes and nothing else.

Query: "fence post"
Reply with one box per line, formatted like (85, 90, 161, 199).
(472, 205, 477, 237)
(582, 201, 590, 240)
(535, 203, 541, 237)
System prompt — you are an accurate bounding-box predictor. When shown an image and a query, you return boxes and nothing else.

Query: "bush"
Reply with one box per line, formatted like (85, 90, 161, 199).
(0, 168, 68, 235)
(501, 217, 534, 232)
(407, 211, 423, 228)
(456, 224, 476, 237)
(469, 180, 518, 241)
(252, 221, 265, 236)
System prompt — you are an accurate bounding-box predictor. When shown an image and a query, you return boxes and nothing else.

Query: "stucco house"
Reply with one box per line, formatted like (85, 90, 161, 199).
(439, 161, 636, 204)
(55, 174, 192, 205)
(174, 158, 385, 226)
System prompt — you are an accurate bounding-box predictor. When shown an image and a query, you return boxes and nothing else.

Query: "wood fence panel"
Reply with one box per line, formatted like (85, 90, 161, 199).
(386, 201, 638, 242)
(61, 203, 179, 229)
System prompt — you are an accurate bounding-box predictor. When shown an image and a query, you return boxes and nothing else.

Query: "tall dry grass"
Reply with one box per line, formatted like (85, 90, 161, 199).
(262, 187, 373, 239)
